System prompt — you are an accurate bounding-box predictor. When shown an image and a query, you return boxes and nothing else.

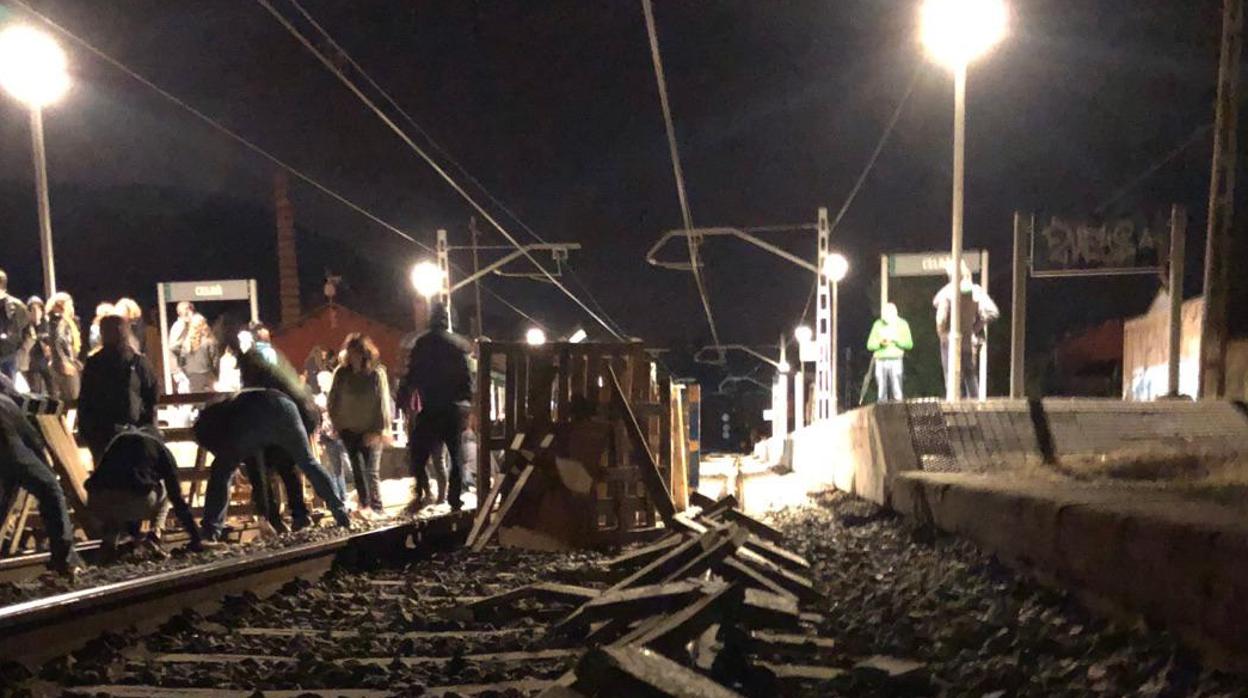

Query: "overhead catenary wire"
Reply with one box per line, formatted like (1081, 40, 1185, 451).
(1093, 122, 1213, 215)
(255, 0, 624, 340)
(286, 0, 632, 339)
(8, 0, 550, 333)
(640, 0, 725, 361)
(796, 63, 923, 329)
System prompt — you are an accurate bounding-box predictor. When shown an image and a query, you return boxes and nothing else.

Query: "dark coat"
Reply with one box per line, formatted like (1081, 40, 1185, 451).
(77, 346, 158, 450)
(398, 328, 472, 413)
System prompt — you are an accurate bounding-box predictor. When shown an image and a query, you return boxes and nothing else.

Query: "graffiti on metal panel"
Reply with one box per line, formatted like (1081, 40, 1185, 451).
(1033, 215, 1162, 275)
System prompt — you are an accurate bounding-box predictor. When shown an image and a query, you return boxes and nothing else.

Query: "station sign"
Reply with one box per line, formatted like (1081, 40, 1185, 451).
(162, 279, 253, 303)
(888, 249, 984, 277)
(1031, 214, 1163, 277)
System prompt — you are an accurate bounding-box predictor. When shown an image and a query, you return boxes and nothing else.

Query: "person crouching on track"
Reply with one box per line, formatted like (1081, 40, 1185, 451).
(195, 388, 351, 541)
(85, 426, 208, 561)
(0, 373, 84, 576)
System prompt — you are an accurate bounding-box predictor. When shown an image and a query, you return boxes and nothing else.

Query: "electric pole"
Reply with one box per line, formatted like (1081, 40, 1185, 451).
(1199, 0, 1242, 398)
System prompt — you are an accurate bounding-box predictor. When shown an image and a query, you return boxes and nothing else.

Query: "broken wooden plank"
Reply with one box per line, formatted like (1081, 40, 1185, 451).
(712, 555, 796, 602)
(662, 526, 748, 584)
(75, 680, 555, 698)
(606, 365, 675, 523)
(150, 648, 577, 667)
(718, 508, 783, 544)
(738, 588, 800, 630)
(609, 528, 716, 591)
(745, 631, 838, 660)
(741, 535, 811, 574)
(693, 493, 738, 520)
(551, 580, 706, 638)
(605, 533, 686, 571)
(615, 582, 745, 658)
(464, 466, 511, 548)
(575, 645, 745, 698)
(235, 627, 534, 641)
(449, 582, 601, 622)
(730, 550, 821, 604)
(471, 463, 536, 552)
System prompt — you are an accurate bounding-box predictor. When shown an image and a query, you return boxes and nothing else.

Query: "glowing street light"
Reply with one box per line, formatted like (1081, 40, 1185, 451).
(409, 260, 445, 299)
(567, 328, 588, 344)
(0, 25, 71, 299)
(525, 327, 547, 346)
(823, 251, 849, 414)
(794, 325, 813, 345)
(920, 0, 1007, 402)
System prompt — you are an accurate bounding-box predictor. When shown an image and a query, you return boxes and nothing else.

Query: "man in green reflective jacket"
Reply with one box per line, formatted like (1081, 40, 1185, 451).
(866, 303, 913, 402)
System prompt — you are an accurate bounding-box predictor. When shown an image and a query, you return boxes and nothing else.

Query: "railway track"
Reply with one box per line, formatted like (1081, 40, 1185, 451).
(0, 511, 473, 671)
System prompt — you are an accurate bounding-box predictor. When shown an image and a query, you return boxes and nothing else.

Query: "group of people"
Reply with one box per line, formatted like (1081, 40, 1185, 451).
(865, 261, 999, 401)
(0, 271, 153, 405)
(1, 262, 474, 576)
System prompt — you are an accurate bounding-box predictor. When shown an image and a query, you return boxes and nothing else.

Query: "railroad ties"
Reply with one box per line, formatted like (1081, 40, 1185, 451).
(450, 492, 828, 697)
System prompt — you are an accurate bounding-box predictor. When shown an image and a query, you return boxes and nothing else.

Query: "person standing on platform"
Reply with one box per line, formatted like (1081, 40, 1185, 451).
(18, 296, 53, 395)
(174, 314, 219, 393)
(398, 302, 471, 512)
(866, 302, 913, 402)
(0, 270, 30, 381)
(47, 292, 82, 402)
(328, 333, 391, 519)
(934, 261, 999, 399)
(78, 316, 158, 463)
(0, 373, 83, 576)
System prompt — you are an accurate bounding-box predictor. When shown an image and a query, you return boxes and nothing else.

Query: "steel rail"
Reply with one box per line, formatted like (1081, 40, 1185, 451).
(0, 512, 473, 667)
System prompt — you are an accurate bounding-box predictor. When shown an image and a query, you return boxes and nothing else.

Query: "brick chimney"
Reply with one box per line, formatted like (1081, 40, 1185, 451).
(274, 171, 301, 326)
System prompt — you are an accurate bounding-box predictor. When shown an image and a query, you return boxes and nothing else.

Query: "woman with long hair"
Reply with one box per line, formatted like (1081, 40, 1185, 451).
(47, 292, 81, 401)
(113, 297, 145, 354)
(175, 314, 218, 393)
(328, 333, 391, 519)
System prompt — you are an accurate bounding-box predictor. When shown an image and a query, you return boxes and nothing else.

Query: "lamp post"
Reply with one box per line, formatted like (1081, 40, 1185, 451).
(824, 253, 849, 415)
(0, 25, 71, 300)
(920, 0, 1007, 401)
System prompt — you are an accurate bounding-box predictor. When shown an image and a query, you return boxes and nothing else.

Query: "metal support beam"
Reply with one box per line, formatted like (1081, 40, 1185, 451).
(815, 208, 833, 420)
(449, 243, 582, 292)
(1009, 213, 1029, 399)
(647, 227, 818, 274)
(436, 229, 452, 330)
(1168, 204, 1187, 396)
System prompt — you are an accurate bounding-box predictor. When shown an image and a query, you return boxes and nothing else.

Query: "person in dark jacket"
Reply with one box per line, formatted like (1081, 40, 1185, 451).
(398, 303, 472, 511)
(196, 388, 351, 540)
(0, 270, 30, 381)
(0, 374, 83, 575)
(230, 327, 316, 532)
(78, 316, 158, 463)
(86, 426, 206, 561)
(47, 292, 82, 402)
(18, 296, 53, 396)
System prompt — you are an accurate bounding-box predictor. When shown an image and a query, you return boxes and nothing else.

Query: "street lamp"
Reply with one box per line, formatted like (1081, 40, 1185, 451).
(823, 252, 849, 415)
(409, 261, 444, 299)
(921, 0, 1007, 401)
(0, 25, 71, 300)
(525, 327, 547, 346)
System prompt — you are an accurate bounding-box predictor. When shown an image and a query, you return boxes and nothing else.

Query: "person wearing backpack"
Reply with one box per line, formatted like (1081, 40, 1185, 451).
(0, 270, 31, 381)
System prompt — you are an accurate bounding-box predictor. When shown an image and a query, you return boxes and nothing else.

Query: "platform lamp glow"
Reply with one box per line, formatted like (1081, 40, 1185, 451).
(824, 252, 849, 415)
(0, 25, 71, 299)
(410, 259, 448, 329)
(525, 327, 547, 346)
(920, 0, 1007, 401)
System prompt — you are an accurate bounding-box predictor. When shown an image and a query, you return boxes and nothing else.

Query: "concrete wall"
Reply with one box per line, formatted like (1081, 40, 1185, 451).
(785, 403, 918, 506)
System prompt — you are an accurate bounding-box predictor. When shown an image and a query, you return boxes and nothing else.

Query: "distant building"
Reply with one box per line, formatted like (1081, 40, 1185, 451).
(1122, 291, 1248, 400)
(272, 303, 405, 375)
(1052, 319, 1124, 397)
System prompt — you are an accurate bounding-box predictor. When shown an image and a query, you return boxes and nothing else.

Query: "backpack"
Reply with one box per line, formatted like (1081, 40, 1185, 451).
(0, 295, 30, 357)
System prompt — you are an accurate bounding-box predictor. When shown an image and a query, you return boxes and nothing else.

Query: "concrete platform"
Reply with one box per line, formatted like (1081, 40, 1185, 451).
(753, 398, 1248, 668)
(891, 471, 1248, 667)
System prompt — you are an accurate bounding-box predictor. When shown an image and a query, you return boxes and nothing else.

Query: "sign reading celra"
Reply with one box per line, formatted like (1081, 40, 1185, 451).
(1031, 214, 1163, 277)
(888, 249, 984, 278)
(162, 279, 253, 303)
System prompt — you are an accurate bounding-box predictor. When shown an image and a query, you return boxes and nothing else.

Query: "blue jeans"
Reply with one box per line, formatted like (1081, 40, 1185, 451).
(200, 391, 348, 535)
(2, 439, 75, 564)
(319, 435, 349, 504)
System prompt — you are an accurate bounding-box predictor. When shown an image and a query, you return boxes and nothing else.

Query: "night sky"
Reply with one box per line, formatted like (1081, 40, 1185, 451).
(0, 0, 1235, 392)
